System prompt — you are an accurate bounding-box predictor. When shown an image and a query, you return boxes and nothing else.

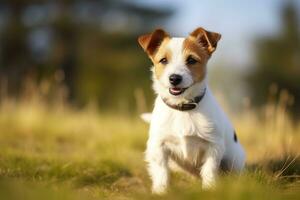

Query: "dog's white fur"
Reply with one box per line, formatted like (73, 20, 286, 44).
(142, 35, 245, 194)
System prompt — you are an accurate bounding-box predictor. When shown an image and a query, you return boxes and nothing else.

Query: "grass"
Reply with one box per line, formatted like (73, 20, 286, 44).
(0, 90, 299, 199)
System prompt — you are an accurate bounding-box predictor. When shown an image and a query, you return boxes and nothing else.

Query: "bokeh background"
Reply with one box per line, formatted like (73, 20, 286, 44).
(1, 0, 299, 114)
(0, 0, 299, 199)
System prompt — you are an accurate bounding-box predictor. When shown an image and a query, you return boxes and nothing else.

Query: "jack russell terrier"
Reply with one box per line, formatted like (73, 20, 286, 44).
(138, 27, 245, 194)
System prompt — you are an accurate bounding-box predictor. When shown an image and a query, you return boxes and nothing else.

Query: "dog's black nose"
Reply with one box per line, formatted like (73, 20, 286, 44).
(169, 74, 182, 86)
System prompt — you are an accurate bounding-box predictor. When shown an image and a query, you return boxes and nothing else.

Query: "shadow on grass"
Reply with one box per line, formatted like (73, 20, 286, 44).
(247, 154, 300, 182)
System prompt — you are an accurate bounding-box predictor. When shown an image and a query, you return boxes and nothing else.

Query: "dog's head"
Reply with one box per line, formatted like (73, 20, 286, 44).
(138, 27, 221, 103)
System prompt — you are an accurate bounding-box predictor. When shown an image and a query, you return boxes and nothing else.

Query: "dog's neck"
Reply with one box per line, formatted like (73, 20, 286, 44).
(154, 80, 207, 110)
(162, 88, 206, 111)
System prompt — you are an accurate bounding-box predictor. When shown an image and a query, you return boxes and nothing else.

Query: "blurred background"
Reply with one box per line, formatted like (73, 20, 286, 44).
(0, 1, 300, 199)
(0, 0, 299, 116)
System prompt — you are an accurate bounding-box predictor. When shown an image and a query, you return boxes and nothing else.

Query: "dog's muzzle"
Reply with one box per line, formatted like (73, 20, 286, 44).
(162, 88, 206, 111)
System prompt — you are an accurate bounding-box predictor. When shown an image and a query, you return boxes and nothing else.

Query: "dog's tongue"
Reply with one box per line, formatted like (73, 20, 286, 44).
(171, 88, 181, 92)
(170, 87, 182, 95)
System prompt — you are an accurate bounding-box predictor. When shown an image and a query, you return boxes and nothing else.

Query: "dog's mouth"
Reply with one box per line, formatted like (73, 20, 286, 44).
(169, 87, 188, 96)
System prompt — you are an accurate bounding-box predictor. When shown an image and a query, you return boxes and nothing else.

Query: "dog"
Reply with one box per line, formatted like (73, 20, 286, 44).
(138, 27, 245, 194)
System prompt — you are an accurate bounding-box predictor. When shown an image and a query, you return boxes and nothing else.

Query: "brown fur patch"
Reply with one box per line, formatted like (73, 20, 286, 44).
(182, 37, 210, 82)
(138, 29, 169, 56)
(190, 27, 221, 54)
(151, 38, 171, 79)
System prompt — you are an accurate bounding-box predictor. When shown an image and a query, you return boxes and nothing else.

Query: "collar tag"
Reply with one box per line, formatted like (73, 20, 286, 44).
(180, 102, 197, 110)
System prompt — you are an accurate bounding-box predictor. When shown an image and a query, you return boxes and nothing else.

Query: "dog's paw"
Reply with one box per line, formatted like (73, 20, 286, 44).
(202, 180, 216, 190)
(152, 185, 167, 195)
(140, 113, 152, 123)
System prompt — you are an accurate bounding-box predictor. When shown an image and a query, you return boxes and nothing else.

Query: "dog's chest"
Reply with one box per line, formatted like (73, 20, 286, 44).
(162, 135, 209, 165)
(151, 101, 218, 167)
(153, 107, 215, 141)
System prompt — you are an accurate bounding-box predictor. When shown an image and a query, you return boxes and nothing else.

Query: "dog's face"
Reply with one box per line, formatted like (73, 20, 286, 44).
(138, 27, 221, 101)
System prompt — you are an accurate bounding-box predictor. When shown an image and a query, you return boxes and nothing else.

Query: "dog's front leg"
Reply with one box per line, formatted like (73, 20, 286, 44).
(145, 138, 169, 194)
(200, 144, 224, 189)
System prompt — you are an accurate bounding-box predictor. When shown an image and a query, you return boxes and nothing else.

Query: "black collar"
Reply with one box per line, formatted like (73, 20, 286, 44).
(162, 88, 206, 111)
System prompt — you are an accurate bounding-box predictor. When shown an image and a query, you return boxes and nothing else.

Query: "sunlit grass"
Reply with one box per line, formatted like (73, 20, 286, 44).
(0, 85, 299, 199)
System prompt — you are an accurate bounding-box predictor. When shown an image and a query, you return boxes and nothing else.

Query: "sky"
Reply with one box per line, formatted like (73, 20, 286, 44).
(135, 0, 300, 69)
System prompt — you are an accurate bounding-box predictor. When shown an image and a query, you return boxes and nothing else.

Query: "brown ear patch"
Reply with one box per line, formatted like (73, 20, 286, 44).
(182, 37, 209, 82)
(190, 27, 221, 54)
(138, 29, 169, 56)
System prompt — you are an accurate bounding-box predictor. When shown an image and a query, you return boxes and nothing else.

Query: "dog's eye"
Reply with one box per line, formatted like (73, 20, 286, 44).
(159, 58, 168, 65)
(186, 56, 197, 65)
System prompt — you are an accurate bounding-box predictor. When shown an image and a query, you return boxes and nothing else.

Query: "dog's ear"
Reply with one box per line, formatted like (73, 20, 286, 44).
(138, 29, 169, 56)
(190, 27, 221, 54)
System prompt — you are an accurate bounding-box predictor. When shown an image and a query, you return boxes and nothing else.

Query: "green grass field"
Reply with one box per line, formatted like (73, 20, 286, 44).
(0, 98, 299, 200)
